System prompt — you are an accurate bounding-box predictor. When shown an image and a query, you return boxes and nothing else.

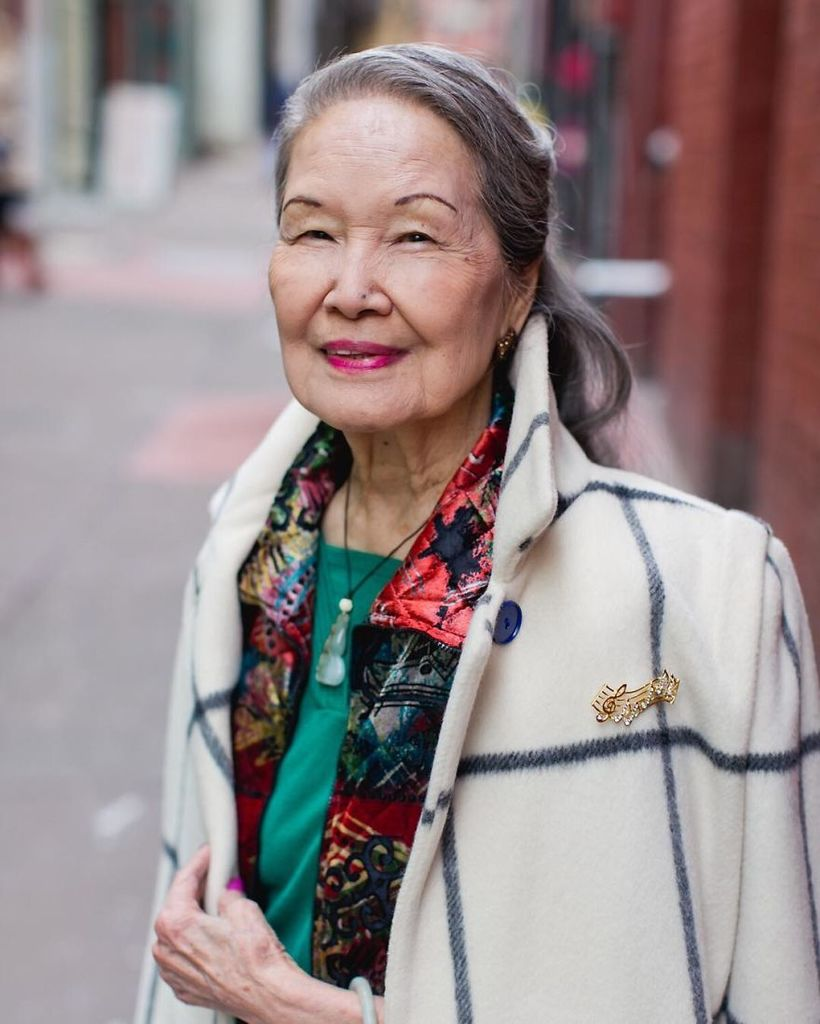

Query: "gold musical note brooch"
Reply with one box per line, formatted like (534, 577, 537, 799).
(592, 669, 681, 726)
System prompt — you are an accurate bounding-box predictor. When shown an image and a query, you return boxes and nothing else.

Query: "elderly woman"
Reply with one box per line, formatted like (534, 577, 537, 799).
(138, 44, 819, 1024)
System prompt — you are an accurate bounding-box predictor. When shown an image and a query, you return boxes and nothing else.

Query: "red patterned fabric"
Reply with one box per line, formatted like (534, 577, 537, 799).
(231, 381, 512, 991)
(370, 405, 512, 645)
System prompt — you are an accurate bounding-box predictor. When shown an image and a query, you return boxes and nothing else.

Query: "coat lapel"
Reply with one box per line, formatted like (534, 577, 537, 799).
(384, 313, 592, 1007)
(189, 400, 319, 911)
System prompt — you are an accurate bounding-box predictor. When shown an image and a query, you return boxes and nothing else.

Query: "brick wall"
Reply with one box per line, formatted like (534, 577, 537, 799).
(756, 0, 820, 635)
(658, 0, 738, 495)
(659, 0, 783, 506)
(717, 0, 782, 507)
(606, 0, 670, 377)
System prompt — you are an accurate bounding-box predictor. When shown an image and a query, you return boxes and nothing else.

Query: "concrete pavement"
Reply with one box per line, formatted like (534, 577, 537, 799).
(1, 144, 289, 1024)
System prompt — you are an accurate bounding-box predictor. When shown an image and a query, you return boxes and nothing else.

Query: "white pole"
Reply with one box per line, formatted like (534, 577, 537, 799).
(194, 0, 263, 148)
(21, 0, 47, 190)
(274, 0, 319, 91)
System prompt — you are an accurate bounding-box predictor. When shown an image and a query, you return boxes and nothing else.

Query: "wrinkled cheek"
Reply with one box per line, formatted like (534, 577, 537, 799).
(269, 265, 307, 306)
(270, 281, 323, 340)
(382, 260, 440, 296)
(278, 340, 316, 404)
(269, 250, 332, 311)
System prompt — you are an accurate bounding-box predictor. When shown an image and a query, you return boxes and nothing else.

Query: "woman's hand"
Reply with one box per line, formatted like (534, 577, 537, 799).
(152, 846, 365, 1023)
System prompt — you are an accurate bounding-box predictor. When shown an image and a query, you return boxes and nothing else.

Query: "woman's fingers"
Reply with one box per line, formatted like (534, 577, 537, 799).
(217, 888, 286, 950)
(163, 845, 210, 915)
(151, 849, 312, 1017)
(154, 846, 211, 950)
(172, 844, 210, 903)
(216, 886, 244, 917)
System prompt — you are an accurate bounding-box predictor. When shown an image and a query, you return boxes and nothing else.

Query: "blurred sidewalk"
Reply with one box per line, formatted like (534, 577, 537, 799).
(1, 143, 289, 1024)
(33, 145, 277, 316)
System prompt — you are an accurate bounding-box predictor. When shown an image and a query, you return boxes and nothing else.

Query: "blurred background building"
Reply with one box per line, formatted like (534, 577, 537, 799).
(2, 3, 817, 1017)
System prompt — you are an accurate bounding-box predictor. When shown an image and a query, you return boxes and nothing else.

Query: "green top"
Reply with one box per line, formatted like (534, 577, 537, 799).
(256, 534, 401, 973)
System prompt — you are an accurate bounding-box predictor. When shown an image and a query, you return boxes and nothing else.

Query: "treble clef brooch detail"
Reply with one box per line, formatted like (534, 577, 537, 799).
(592, 669, 681, 726)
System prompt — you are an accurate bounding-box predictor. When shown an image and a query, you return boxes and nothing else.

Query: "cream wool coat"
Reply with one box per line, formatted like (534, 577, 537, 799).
(135, 315, 820, 1024)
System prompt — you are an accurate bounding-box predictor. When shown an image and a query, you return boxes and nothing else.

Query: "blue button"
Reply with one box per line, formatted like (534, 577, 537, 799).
(492, 600, 522, 644)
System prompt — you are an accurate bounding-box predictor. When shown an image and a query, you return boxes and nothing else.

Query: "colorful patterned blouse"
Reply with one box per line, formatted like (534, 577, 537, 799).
(232, 379, 512, 993)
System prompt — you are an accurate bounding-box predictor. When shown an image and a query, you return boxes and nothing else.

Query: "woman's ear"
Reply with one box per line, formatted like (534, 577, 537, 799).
(507, 259, 542, 335)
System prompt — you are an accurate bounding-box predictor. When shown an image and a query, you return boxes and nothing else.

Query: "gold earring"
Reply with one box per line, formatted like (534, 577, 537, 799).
(496, 328, 517, 361)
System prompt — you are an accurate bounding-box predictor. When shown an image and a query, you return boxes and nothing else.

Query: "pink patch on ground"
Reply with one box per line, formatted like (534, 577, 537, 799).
(127, 393, 288, 484)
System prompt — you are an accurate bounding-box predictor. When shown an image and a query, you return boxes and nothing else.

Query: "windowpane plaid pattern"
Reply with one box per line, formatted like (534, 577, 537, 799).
(135, 316, 819, 1024)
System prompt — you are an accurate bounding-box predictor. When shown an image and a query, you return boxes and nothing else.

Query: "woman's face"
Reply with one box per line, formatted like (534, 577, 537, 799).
(269, 96, 531, 434)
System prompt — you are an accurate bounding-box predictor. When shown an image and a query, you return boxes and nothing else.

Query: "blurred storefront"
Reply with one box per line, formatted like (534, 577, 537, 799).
(19, 0, 269, 195)
(10, 0, 817, 628)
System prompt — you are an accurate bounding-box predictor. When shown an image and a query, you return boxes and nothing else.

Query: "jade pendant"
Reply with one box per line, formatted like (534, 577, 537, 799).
(316, 597, 353, 687)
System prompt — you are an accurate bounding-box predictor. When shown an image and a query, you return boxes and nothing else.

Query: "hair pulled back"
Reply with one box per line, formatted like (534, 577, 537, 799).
(274, 43, 631, 464)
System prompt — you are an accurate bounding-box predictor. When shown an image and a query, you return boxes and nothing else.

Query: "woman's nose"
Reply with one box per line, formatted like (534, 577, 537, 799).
(322, 247, 392, 318)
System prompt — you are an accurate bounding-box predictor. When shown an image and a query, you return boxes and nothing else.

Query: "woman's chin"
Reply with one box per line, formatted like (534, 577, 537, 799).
(316, 405, 415, 436)
(284, 369, 417, 434)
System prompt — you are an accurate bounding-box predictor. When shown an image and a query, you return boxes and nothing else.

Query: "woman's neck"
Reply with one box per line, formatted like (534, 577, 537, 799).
(323, 374, 493, 556)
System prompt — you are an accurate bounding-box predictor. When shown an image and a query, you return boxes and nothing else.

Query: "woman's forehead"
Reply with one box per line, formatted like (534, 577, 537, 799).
(285, 97, 481, 203)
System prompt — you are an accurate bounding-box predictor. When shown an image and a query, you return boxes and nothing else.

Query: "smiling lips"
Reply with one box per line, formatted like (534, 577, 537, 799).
(321, 340, 407, 373)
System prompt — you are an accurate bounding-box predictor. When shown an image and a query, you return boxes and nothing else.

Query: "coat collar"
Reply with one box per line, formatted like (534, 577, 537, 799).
(490, 312, 592, 581)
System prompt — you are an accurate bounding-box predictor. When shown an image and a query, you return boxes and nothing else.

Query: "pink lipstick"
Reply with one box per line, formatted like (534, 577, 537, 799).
(321, 340, 407, 373)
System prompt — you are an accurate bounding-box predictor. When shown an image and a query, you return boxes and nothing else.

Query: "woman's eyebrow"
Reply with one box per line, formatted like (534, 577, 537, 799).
(395, 192, 458, 214)
(282, 195, 322, 212)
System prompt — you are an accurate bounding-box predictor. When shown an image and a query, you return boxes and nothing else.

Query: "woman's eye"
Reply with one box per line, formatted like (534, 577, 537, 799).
(400, 231, 433, 244)
(302, 229, 333, 241)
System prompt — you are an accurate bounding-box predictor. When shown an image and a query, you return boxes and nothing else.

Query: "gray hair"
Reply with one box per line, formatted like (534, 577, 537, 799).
(274, 43, 631, 464)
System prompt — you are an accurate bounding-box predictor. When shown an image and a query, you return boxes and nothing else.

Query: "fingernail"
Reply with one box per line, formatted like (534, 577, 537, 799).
(226, 876, 244, 893)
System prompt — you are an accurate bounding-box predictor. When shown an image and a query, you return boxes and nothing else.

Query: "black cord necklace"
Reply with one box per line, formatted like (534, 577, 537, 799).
(315, 482, 427, 687)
